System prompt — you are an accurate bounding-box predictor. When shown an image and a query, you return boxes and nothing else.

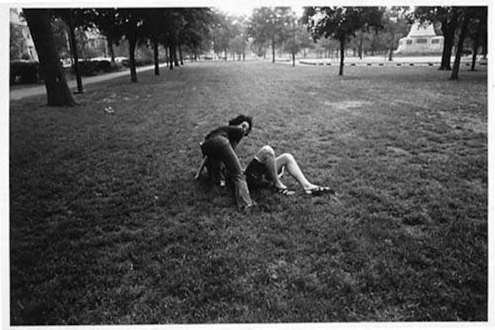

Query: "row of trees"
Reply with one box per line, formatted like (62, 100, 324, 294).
(213, 6, 486, 76)
(21, 6, 487, 107)
(23, 8, 215, 106)
(303, 6, 487, 78)
(413, 7, 487, 76)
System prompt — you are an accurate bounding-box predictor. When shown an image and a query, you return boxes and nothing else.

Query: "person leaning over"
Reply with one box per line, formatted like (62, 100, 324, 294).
(195, 115, 255, 210)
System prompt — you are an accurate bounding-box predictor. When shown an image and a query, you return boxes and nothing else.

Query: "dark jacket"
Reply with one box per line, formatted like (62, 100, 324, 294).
(204, 126, 245, 150)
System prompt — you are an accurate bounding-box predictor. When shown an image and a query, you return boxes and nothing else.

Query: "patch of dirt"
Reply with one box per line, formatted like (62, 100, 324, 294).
(417, 110, 487, 135)
(438, 110, 486, 134)
(403, 224, 430, 240)
(323, 100, 372, 111)
(387, 146, 411, 156)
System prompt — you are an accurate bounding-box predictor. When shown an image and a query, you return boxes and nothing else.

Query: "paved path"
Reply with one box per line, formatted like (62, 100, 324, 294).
(10, 63, 169, 101)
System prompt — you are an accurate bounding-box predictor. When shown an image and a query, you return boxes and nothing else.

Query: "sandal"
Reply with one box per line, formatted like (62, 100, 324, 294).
(305, 186, 335, 196)
(275, 187, 295, 196)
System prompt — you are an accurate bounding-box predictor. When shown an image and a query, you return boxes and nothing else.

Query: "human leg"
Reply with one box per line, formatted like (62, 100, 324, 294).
(275, 153, 335, 195)
(202, 136, 254, 208)
(254, 146, 290, 191)
(205, 157, 226, 186)
(274, 152, 317, 190)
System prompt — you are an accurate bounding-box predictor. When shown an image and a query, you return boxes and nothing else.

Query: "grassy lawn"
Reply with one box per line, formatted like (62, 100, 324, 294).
(9, 62, 487, 324)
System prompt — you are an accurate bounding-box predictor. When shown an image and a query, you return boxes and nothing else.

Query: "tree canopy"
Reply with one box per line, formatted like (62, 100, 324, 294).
(304, 6, 385, 75)
(414, 6, 487, 78)
(23, 8, 75, 106)
(248, 7, 295, 63)
(18, 5, 488, 106)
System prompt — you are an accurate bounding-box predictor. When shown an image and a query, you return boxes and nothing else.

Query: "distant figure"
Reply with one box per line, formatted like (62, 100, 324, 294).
(195, 115, 255, 210)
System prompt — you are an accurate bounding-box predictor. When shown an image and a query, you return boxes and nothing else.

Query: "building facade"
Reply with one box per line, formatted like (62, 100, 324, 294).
(395, 22, 444, 55)
(10, 8, 38, 61)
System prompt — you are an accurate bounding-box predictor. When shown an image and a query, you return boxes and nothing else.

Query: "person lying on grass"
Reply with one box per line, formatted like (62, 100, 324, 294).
(196, 139, 334, 197)
(195, 114, 255, 210)
(244, 145, 335, 196)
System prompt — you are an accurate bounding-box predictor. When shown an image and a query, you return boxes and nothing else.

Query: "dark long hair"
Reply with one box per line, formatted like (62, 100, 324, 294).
(228, 115, 253, 135)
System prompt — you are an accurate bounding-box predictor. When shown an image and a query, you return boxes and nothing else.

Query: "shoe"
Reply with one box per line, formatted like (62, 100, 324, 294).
(305, 186, 335, 196)
(239, 201, 258, 213)
(275, 187, 295, 196)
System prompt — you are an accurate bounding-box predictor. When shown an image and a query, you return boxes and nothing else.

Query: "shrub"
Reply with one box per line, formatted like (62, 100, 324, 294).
(96, 60, 112, 72)
(121, 58, 154, 67)
(10, 60, 40, 85)
(75, 59, 118, 76)
(77, 60, 99, 76)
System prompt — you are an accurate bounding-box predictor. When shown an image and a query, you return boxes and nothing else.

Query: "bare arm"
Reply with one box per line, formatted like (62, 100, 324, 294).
(194, 156, 208, 181)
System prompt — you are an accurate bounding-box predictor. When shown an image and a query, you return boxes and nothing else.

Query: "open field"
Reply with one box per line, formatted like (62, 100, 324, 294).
(9, 62, 487, 324)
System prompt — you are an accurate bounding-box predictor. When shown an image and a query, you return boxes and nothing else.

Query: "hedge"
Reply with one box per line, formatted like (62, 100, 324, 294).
(10, 58, 154, 85)
(10, 60, 40, 85)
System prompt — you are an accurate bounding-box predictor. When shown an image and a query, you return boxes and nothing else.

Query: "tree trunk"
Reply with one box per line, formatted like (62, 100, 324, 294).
(169, 44, 174, 70)
(108, 38, 115, 64)
(388, 32, 395, 61)
(153, 38, 160, 76)
(339, 39, 345, 76)
(173, 42, 180, 67)
(470, 19, 482, 71)
(67, 10, 83, 94)
(272, 33, 276, 63)
(23, 9, 75, 107)
(440, 30, 454, 70)
(164, 46, 169, 67)
(451, 13, 470, 80)
(128, 36, 138, 82)
(358, 33, 363, 60)
(439, 10, 458, 71)
(178, 44, 184, 66)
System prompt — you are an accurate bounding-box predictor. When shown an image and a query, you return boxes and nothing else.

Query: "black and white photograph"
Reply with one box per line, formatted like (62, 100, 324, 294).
(3, 0, 492, 327)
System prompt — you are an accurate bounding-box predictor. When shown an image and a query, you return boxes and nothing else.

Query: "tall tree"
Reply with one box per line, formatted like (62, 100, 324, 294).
(283, 17, 305, 66)
(451, 8, 471, 80)
(86, 8, 121, 64)
(382, 6, 410, 61)
(180, 8, 213, 61)
(53, 9, 90, 93)
(228, 15, 250, 61)
(141, 9, 168, 75)
(304, 6, 384, 75)
(159, 9, 185, 69)
(23, 8, 75, 106)
(211, 11, 233, 59)
(89, 8, 145, 81)
(467, 6, 487, 71)
(414, 7, 459, 71)
(115, 9, 147, 82)
(450, 7, 485, 80)
(248, 7, 293, 63)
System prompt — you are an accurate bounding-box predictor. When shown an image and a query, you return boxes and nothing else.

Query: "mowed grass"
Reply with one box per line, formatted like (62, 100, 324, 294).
(10, 62, 487, 324)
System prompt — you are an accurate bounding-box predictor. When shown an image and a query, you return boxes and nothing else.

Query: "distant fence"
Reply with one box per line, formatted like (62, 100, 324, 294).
(299, 60, 487, 67)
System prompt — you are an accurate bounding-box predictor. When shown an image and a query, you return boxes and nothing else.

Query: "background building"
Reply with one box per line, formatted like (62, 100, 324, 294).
(395, 22, 444, 55)
(10, 8, 38, 61)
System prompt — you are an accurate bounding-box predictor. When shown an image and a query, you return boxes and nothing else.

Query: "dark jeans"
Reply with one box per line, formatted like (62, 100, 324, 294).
(201, 136, 253, 208)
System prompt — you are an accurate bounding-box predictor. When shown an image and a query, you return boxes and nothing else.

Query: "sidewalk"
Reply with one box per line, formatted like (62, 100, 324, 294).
(10, 63, 168, 101)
